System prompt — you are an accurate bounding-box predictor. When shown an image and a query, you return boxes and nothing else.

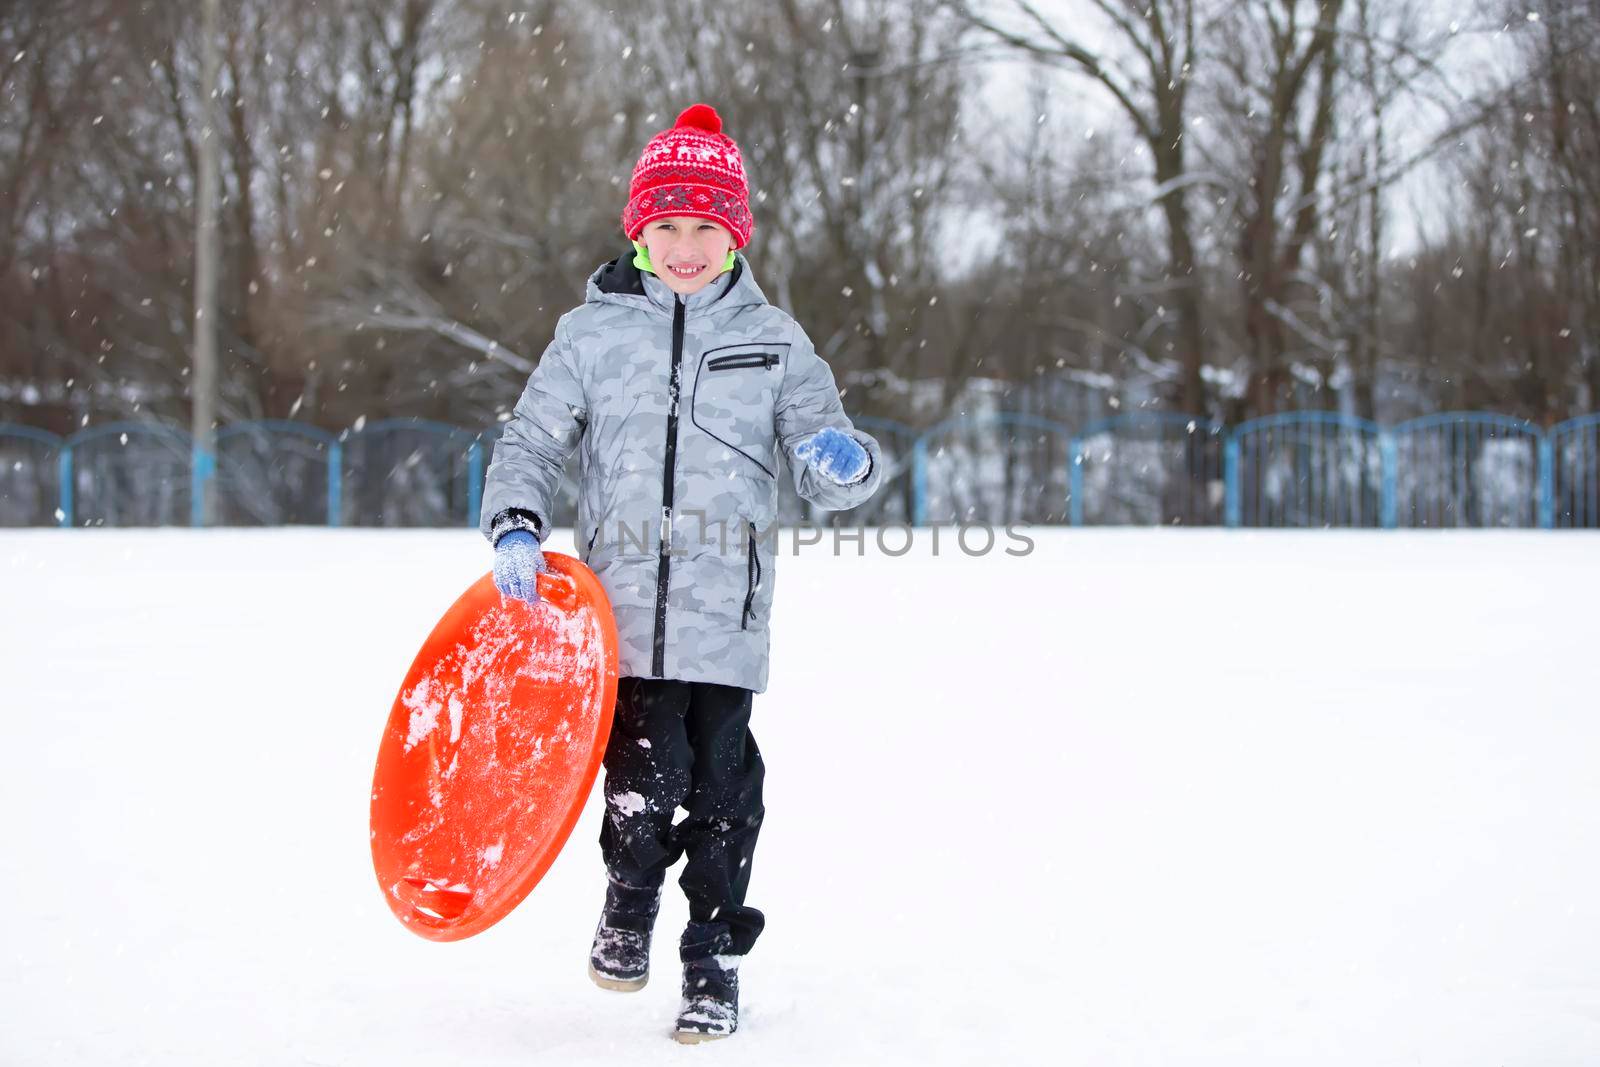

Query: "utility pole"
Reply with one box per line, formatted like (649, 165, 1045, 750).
(192, 0, 221, 527)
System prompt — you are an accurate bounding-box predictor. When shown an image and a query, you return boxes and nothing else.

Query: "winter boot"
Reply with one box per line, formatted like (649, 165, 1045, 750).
(673, 922, 742, 1043)
(587, 874, 661, 992)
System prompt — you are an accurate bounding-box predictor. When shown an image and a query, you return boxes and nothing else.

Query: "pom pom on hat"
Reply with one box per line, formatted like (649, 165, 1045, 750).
(622, 103, 754, 248)
(675, 103, 722, 134)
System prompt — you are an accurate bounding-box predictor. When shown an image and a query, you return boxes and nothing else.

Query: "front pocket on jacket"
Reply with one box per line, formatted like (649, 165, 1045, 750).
(691, 343, 787, 479)
(742, 521, 762, 630)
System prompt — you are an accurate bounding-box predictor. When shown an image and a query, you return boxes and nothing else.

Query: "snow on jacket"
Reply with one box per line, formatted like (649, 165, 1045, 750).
(480, 249, 884, 693)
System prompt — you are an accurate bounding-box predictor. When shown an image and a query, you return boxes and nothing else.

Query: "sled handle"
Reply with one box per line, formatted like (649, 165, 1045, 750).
(392, 877, 475, 924)
(536, 570, 579, 613)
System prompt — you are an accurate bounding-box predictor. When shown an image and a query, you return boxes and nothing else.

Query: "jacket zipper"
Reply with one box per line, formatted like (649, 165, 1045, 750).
(707, 352, 780, 372)
(652, 295, 686, 676)
(741, 521, 761, 630)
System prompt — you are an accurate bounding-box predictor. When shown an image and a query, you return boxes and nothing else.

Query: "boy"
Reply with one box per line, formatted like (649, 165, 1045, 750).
(479, 103, 883, 1042)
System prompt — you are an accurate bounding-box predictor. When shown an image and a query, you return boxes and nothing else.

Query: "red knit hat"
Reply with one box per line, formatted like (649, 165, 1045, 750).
(622, 104, 754, 249)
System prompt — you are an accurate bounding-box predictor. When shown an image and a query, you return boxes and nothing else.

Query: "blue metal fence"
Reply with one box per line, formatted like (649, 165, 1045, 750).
(1069, 413, 1227, 527)
(1391, 413, 1546, 529)
(0, 422, 62, 526)
(215, 420, 341, 526)
(63, 421, 194, 527)
(1550, 414, 1600, 529)
(1230, 412, 1384, 528)
(914, 413, 1073, 526)
(3, 411, 1599, 529)
(336, 418, 482, 528)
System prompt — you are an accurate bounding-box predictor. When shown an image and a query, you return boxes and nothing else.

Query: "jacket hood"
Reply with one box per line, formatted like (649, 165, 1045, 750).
(585, 248, 771, 316)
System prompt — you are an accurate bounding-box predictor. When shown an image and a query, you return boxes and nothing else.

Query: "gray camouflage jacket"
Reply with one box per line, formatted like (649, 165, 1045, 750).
(480, 249, 884, 693)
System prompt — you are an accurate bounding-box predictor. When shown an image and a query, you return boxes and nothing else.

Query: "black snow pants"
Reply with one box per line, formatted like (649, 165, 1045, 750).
(598, 676, 766, 958)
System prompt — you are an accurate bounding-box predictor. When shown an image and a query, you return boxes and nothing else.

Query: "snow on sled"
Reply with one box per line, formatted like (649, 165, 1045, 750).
(370, 553, 618, 941)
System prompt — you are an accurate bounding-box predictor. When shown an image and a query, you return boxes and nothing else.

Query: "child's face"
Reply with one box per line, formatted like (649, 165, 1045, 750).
(640, 217, 735, 295)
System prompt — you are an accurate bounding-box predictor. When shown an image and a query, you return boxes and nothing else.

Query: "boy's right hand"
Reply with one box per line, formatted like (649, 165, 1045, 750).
(493, 530, 547, 603)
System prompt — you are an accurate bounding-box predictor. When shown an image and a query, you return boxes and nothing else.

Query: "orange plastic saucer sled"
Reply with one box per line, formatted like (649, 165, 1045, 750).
(370, 553, 618, 942)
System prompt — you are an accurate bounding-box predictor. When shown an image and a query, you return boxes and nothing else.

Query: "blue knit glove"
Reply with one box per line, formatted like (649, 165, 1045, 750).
(493, 530, 547, 603)
(794, 427, 870, 486)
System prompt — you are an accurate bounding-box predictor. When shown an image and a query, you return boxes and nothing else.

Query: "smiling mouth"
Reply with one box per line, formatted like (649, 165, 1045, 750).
(667, 263, 706, 279)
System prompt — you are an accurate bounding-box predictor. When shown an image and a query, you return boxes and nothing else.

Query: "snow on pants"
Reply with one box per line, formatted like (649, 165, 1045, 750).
(599, 675, 766, 957)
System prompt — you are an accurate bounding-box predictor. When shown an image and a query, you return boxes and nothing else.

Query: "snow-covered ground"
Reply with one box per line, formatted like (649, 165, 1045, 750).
(4, 528, 1599, 1065)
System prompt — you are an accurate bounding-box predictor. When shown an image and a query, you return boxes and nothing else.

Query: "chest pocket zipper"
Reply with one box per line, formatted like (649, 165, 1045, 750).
(742, 522, 762, 630)
(708, 352, 780, 372)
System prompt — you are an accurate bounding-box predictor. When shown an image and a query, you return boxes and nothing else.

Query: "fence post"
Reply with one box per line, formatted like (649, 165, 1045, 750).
(1223, 434, 1241, 528)
(911, 438, 927, 527)
(1068, 436, 1084, 527)
(467, 440, 484, 529)
(327, 442, 343, 528)
(58, 446, 74, 528)
(1379, 431, 1398, 529)
(190, 444, 215, 527)
(1537, 436, 1554, 529)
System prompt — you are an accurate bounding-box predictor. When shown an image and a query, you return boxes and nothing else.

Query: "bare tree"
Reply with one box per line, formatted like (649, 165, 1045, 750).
(952, 0, 1212, 416)
(1202, 0, 1348, 415)
(1525, 0, 1600, 411)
